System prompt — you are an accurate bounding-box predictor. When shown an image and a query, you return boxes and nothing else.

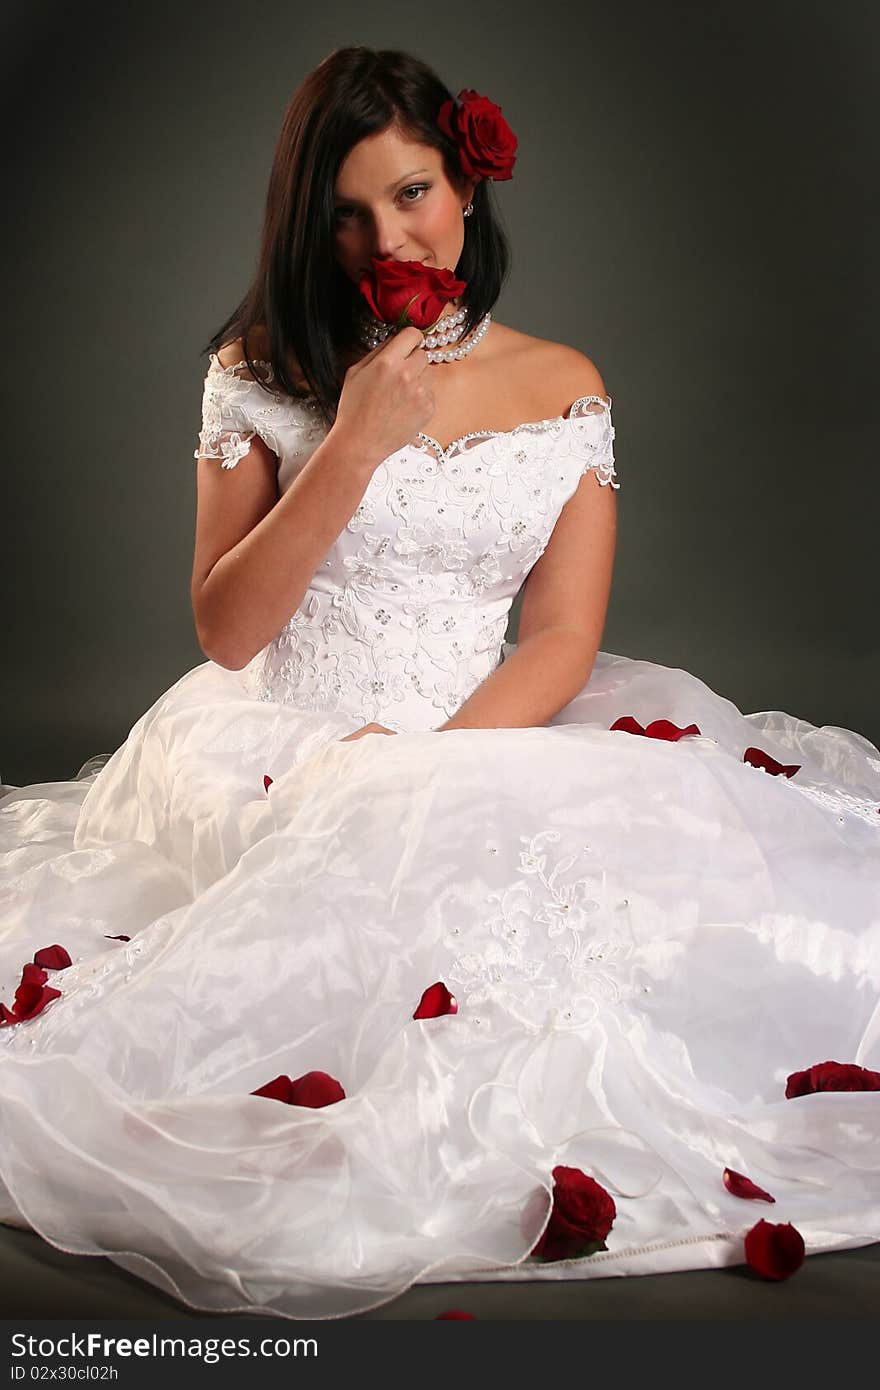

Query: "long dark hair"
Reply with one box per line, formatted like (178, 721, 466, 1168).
(202, 47, 512, 430)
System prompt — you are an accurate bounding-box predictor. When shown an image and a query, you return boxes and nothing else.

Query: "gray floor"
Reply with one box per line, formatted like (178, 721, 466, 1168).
(2, 1224, 878, 1319)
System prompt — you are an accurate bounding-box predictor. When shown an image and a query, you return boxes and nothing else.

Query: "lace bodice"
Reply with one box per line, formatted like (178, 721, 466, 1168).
(194, 352, 619, 731)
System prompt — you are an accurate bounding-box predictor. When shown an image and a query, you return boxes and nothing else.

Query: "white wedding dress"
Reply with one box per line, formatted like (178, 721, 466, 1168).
(1, 351, 878, 1320)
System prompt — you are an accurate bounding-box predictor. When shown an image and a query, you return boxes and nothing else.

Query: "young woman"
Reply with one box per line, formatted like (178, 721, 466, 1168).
(1, 47, 877, 1320)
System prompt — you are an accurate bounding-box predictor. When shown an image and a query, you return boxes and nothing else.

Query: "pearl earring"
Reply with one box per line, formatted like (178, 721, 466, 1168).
(463, 202, 474, 217)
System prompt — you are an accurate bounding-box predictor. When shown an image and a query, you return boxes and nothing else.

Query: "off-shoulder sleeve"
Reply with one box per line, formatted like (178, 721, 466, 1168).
(193, 353, 283, 469)
(566, 395, 619, 488)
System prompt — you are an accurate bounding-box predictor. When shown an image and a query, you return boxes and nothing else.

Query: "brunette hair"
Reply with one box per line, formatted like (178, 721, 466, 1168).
(201, 46, 512, 429)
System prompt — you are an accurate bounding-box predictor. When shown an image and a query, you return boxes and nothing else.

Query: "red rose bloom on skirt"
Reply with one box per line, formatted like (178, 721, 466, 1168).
(744, 1220, 805, 1280)
(531, 1165, 616, 1261)
(785, 1060, 880, 1097)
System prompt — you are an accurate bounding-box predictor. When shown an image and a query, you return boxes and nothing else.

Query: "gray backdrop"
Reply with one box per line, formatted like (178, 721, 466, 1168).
(2, 0, 877, 786)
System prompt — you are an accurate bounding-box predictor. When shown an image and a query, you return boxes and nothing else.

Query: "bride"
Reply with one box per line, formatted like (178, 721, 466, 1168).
(1, 46, 878, 1321)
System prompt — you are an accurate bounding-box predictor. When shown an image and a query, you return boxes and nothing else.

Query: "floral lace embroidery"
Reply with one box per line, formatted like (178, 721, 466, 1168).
(785, 780, 880, 828)
(443, 829, 637, 1030)
(193, 354, 325, 468)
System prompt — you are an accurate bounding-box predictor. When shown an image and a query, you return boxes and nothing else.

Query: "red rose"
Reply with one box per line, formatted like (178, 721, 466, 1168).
(33, 944, 72, 971)
(611, 715, 701, 741)
(436, 89, 518, 181)
(251, 1070, 345, 1107)
(743, 746, 801, 777)
(413, 982, 458, 1019)
(785, 1060, 880, 1097)
(531, 1165, 616, 1262)
(744, 1219, 805, 1280)
(358, 256, 466, 332)
(0, 962, 62, 1026)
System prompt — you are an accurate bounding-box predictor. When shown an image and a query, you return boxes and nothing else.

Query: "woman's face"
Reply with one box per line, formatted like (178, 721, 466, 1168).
(332, 125, 476, 288)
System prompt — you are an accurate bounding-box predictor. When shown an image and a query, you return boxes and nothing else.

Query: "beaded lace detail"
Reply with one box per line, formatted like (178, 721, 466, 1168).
(193, 358, 618, 731)
(193, 353, 325, 467)
(443, 828, 641, 1032)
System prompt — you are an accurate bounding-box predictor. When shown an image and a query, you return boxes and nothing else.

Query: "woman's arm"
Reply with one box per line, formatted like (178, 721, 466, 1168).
(435, 436, 618, 732)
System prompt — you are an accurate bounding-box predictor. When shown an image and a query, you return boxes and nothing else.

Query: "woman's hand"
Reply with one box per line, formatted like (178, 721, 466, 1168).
(328, 326, 435, 468)
(338, 722, 398, 742)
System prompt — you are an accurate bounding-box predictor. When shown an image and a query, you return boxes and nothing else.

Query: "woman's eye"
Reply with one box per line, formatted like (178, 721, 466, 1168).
(401, 184, 429, 203)
(333, 186, 429, 222)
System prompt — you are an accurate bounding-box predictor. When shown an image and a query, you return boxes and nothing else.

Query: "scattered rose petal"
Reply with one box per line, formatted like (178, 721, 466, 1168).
(251, 1074, 294, 1103)
(263, 775, 273, 792)
(743, 746, 800, 777)
(33, 944, 72, 971)
(723, 1167, 776, 1203)
(289, 1071, 346, 1107)
(610, 715, 701, 741)
(251, 1070, 345, 1107)
(531, 1165, 616, 1262)
(435, 1309, 477, 1319)
(785, 1060, 880, 1097)
(413, 982, 458, 1019)
(104, 934, 131, 942)
(744, 1219, 805, 1280)
(0, 962, 62, 1026)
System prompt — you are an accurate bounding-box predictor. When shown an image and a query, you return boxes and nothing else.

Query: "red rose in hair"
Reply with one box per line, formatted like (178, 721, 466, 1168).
(744, 1219, 805, 1280)
(251, 1070, 346, 1107)
(531, 1165, 616, 1262)
(743, 746, 801, 777)
(610, 716, 701, 741)
(785, 1060, 880, 1097)
(0, 962, 62, 1026)
(437, 89, 518, 181)
(358, 256, 466, 332)
(413, 982, 458, 1019)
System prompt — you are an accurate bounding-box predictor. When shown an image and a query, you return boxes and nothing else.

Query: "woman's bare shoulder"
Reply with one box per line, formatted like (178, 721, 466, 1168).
(216, 325, 310, 391)
(487, 322, 609, 417)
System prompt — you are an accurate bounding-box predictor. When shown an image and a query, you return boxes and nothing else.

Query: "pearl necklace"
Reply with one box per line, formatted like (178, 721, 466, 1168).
(354, 303, 492, 364)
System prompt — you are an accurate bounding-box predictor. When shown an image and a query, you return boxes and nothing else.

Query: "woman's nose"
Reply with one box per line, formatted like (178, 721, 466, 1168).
(371, 209, 407, 260)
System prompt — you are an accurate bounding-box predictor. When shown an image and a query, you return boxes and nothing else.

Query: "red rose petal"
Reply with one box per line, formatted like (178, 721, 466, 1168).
(743, 746, 801, 778)
(289, 1071, 346, 1108)
(413, 981, 458, 1019)
(744, 1219, 805, 1280)
(610, 716, 701, 741)
(33, 944, 72, 971)
(263, 775, 273, 792)
(251, 1074, 295, 1103)
(785, 1060, 880, 1097)
(645, 719, 701, 741)
(435, 1310, 477, 1319)
(722, 1167, 776, 1203)
(610, 715, 646, 735)
(0, 1003, 18, 1026)
(18, 963, 47, 988)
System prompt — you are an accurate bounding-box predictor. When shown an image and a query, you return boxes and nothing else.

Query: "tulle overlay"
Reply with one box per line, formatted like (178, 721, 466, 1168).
(2, 650, 879, 1317)
(1, 361, 878, 1317)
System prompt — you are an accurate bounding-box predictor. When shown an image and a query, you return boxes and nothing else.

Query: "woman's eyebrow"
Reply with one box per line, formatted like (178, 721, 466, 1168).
(334, 169, 431, 203)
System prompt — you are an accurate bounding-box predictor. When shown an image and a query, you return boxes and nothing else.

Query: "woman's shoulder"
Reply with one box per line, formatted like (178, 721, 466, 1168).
(215, 325, 310, 392)
(485, 322, 610, 419)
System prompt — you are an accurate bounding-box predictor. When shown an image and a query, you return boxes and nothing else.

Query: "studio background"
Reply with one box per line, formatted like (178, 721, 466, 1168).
(2, 0, 876, 787)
